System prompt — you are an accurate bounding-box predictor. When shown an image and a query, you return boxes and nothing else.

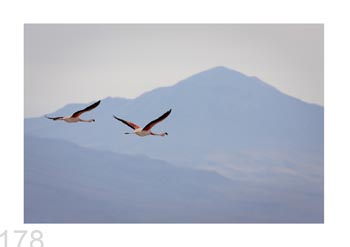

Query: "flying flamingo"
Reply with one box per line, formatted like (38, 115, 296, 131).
(113, 109, 172, 137)
(45, 100, 101, 123)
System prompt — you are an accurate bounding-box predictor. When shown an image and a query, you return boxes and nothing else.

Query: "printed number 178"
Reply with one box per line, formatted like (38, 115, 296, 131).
(0, 230, 43, 247)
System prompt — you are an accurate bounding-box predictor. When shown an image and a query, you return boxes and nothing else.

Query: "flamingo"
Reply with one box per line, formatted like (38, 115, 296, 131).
(113, 109, 171, 137)
(45, 100, 101, 123)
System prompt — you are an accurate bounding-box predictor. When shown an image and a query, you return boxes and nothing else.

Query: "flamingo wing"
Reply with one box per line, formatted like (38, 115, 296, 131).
(71, 100, 101, 118)
(113, 116, 140, 130)
(143, 109, 171, 131)
(45, 115, 64, 121)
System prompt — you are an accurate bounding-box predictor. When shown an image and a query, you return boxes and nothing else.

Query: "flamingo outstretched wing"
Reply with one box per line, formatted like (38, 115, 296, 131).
(113, 116, 140, 130)
(45, 115, 64, 121)
(71, 100, 101, 118)
(143, 109, 172, 131)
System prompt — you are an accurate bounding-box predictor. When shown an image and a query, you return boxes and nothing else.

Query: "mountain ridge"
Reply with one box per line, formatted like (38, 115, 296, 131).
(24, 66, 324, 223)
(25, 135, 323, 223)
(28, 66, 322, 120)
(25, 66, 323, 180)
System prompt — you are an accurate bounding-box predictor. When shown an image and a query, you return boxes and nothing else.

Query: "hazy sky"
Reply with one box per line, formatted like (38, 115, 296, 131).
(24, 24, 323, 117)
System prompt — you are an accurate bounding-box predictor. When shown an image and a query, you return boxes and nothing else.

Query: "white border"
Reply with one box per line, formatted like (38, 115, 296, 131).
(1, 0, 349, 247)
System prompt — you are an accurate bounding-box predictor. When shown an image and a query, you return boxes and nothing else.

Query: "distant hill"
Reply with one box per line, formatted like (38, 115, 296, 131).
(25, 67, 323, 153)
(24, 136, 323, 223)
(24, 66, 323, 180)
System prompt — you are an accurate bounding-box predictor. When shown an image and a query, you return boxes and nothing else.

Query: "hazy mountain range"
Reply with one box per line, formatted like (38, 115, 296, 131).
(25, 136, 323, 223)
(24, 66, 324, 223)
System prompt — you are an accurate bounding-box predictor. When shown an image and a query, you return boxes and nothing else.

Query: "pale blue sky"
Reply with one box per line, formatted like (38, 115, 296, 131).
(24, 24, 323, 117)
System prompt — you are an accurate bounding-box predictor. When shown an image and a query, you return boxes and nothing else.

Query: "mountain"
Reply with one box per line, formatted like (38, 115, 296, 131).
(24, 66, 324, 180)
(24, 136, 323, 223)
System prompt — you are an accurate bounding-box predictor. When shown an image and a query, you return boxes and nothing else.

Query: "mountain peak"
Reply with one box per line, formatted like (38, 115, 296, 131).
(174, 66, 256, 90)
(207, 65, 231, 71)
(207, 65, 249, 74)
(191, 66, 251, 81)
(200, 66, 242, 76)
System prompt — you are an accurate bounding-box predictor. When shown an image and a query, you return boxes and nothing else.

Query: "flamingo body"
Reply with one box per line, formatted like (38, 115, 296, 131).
(61, 117, 83, 123)
(134, 128, 151, 137)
